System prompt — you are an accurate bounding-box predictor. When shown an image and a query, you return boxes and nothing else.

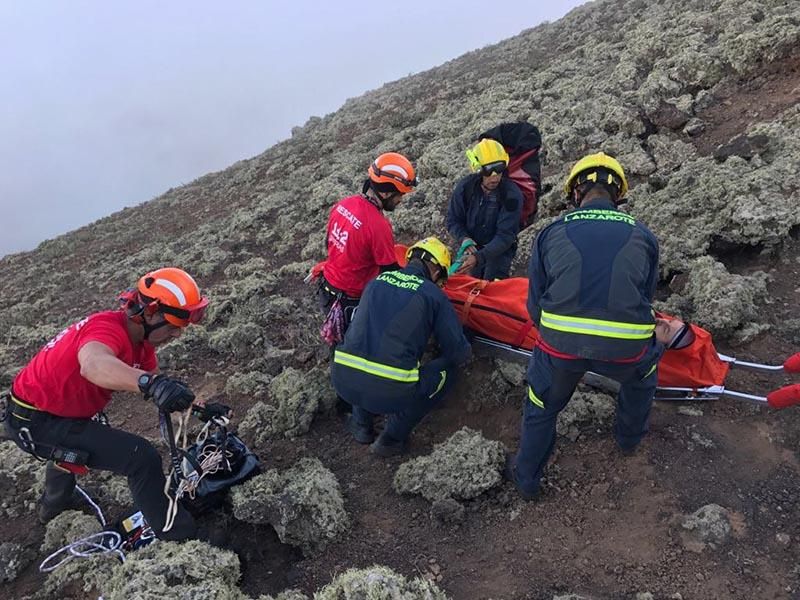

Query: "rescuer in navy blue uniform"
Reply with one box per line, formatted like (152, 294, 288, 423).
(331, 237, 472, 457)
(446, 139, 523, 279)
(505, 153, 663, 500)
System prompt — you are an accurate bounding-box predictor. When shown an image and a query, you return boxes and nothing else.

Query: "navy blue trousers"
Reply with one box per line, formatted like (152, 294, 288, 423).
(344, 357, 457, 442)
(513, 341, 663, 495)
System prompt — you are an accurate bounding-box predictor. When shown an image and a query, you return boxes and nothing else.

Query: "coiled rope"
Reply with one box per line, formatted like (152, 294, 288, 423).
(38, 484, 126, 573)
(162, 410, 230, 532)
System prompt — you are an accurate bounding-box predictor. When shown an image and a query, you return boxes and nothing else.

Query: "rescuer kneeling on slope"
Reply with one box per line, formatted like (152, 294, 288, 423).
(331, 237, 471, 457)
(4, 268, 206, 540)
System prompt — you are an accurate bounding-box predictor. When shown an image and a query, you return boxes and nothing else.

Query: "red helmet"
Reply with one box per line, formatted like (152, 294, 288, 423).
(368, 152, 417, 194)
(136, 267, 208, 327)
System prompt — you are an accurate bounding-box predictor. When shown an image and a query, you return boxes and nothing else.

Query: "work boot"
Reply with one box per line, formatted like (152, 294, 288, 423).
(618, 443, 639, 457)
(501, 454, 540, 502)
(346, 415, 375, 445)
(369, 432, 406, 457)
(36, 492, 84, 524)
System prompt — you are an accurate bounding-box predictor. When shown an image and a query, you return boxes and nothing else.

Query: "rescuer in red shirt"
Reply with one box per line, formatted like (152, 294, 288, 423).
(4, 267, 207, 540)
(318, 152, 417, 336)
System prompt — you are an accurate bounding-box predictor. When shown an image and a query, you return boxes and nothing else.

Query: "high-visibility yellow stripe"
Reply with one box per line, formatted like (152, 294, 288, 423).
(334, 350, 419, 383)
(540, 310, 654, 340)
(528, 386, 544, 409)
(429, 371, 447, 398)
(642, 362, 657, 380)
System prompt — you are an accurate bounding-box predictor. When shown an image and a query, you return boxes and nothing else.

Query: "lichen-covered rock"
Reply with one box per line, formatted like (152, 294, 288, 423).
(238, 366, 335, 444)
(682, 503, 733, 547)
(42, 509, 102, 552)
(81, 470, 133, 507)
(494, 359, 526, 387)
(557, 388, 616, 442)
(225, 370, 273, 399)
(237, 400, 278, 448)
(255, 591, 310, 600)
(230, 457, 349, 556)
(393, 427, 506, 502)
(631, 108, 800, 277)
(0, 440, 45, 518)
(0, 541, 34, 582)
(101, 540, 246, 600)
(42, 552, 118, 599)
(677, 256, 769, 336)
(430, 498, 466, 524)
(313, 565, 450, 600)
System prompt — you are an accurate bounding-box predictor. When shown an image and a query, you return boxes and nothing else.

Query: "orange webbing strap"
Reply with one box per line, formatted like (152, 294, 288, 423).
(511, 319, 535, 348)
(462, 280, 489, 321)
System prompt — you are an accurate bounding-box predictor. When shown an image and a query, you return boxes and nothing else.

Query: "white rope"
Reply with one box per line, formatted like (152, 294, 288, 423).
(39, 485, 123, 573)
(76, 484, 106, 527)
(39, 531, 124, 572)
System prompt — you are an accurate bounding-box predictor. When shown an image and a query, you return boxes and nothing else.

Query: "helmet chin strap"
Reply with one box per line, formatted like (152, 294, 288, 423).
(142, 315, 171, 340)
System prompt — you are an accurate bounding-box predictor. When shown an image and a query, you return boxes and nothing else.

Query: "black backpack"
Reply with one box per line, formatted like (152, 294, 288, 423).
(479, 122, 543, 229)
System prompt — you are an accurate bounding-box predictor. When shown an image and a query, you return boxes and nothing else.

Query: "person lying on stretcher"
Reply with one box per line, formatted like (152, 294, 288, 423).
(654, 317, 695, 350)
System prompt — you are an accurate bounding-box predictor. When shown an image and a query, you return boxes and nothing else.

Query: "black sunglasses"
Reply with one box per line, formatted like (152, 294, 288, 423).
(480, 161, 506, 176)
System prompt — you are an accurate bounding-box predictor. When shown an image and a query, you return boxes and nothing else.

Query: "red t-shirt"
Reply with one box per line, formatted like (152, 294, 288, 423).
(12, 310, 158, 419)
(322, 194, 396, 298)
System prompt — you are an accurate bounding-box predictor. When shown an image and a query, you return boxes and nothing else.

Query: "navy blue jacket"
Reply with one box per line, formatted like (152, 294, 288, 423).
(528, 198, 660, 361)
(446, 174, 523, 267)
(332, 261, 471, 398)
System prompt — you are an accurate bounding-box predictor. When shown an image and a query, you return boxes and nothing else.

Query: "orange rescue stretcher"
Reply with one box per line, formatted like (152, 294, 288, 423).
(441, 272, 800, 409)
(387, 244, 800, 408)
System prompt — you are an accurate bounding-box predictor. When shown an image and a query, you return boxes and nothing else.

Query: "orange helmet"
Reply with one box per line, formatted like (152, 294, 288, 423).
(368, 152, 417, 194)
(136, 267, 208, 327)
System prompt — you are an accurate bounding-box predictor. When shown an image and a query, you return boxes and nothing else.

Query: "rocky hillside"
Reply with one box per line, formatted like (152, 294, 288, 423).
(1, 0, 799, 598)
(1, 0, 799, 380)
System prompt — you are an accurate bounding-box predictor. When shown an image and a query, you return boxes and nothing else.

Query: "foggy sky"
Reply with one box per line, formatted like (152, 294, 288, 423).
(0, 0, 588, 257)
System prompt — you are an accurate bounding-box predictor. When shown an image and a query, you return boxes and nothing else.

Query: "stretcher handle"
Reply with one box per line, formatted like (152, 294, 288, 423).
(717, 353, 784, 371)
(766, 384, 800, 409)
(717, 351, 800, 373)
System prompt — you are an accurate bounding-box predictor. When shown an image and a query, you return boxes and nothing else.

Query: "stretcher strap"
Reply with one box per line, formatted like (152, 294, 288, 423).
(511, 320, 535, 348)
(463, 280, 489, 321)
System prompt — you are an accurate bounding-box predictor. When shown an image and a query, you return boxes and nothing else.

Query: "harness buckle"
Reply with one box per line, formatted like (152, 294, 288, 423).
(17, 427, 40, 458)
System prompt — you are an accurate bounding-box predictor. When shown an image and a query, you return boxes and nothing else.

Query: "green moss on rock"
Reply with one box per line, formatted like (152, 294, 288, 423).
(230, 457, 349, 556)
(393, 427, 506, 502)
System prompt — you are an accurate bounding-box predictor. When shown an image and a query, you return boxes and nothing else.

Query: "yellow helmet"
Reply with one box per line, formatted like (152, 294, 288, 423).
(564, 152, 629, 198)
(465, 139, 509, 173)
(406, 237, 452, 277)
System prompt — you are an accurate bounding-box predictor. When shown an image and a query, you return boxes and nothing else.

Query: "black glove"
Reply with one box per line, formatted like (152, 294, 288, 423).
(142, 374, 195, 413)
(191, 402, 232, 422)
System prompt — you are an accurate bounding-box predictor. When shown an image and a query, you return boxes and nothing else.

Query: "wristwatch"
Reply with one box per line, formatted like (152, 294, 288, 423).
(137, 373, 154, 395)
